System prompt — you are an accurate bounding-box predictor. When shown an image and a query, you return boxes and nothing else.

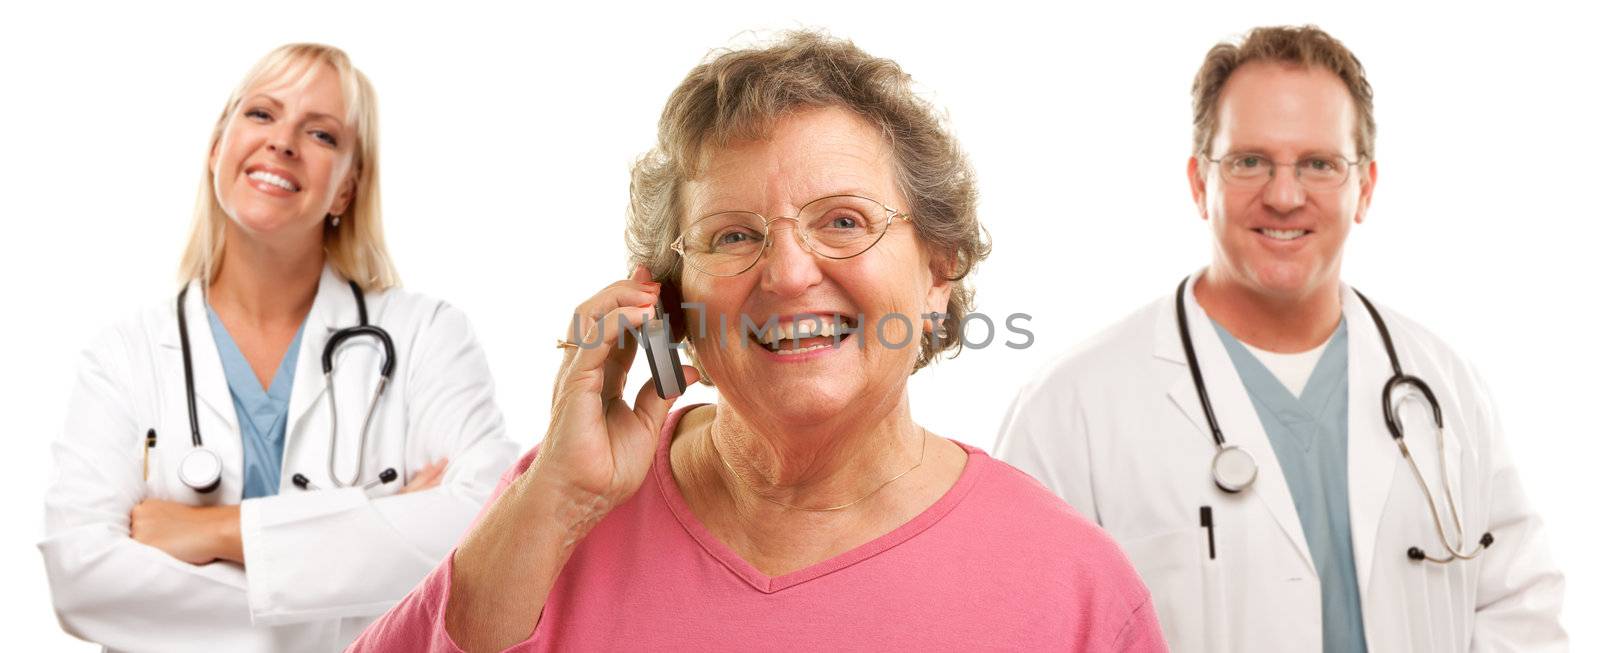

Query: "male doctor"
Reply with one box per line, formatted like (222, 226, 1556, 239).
(996, 25, 1565, 651)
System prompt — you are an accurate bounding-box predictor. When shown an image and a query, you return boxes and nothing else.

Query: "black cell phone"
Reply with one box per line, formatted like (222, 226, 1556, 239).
(640, 280, 686, 400)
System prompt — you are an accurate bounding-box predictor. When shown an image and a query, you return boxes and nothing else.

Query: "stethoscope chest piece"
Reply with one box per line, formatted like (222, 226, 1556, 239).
(173, 279, 398, 494)
(1211, 444, 1258, 493)
(1174, 275, 1495, 564)
(178, 447, 223, 493)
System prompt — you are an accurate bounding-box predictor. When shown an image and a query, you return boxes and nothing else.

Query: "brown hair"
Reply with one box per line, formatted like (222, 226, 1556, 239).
(627, 30, 989, 371)
(1192, 25, 1376, 160)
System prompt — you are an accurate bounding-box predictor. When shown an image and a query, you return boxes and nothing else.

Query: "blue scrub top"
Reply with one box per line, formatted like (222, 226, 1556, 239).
(206, 304, 306, 500)
(1213, 318, 1368, 653)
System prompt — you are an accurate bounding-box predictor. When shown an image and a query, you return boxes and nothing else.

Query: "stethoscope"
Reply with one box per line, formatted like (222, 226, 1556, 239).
(173, 280, 399, 494)
(1175, 276, 1493, 564)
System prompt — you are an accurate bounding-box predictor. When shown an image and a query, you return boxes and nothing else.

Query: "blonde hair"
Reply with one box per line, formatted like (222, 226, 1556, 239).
(178, 43, 398, 291)
(627, 31, 989, 371)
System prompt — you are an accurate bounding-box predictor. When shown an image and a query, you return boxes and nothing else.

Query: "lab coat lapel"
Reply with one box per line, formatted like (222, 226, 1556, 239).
(160, 278, 240, 435)
(1345, 286, 1461, 594)
(285, 266, 349, 453)
(1157, 276, 1314, 570)
(1343, 285, 1401, 596)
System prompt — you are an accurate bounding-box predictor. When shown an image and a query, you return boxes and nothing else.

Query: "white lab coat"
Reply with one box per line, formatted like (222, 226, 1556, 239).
(39, 266, 520, 653)
(996, 279, 1565, 652)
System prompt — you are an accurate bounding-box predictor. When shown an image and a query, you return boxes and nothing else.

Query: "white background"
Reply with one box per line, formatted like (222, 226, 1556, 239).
(3, 0, 1595, 649)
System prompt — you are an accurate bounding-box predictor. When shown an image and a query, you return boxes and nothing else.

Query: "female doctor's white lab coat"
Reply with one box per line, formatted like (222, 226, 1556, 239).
(39, 266, 520, 652)
(996, 281, 1565, 652)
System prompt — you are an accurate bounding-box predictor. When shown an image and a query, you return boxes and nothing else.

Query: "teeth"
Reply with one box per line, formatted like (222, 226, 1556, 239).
(794, 320, 837, 339)
(1260, 229, 1306, 240)
(248, 170, 298, 192)
(756, 316, 856, 349)
(760, 317, 846, 345)
(770, 342, 836, 356)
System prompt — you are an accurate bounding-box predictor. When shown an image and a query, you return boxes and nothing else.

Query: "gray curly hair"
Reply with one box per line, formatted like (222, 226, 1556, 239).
(626, 30, 990, 371)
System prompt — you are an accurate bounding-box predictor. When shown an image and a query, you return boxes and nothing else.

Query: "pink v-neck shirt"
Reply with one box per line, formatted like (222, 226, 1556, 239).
(352, 407, 1166, 651)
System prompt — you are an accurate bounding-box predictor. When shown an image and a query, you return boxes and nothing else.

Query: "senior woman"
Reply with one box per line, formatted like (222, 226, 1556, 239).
(354, 32, 1164, 651)
(39, 44, 518, 651)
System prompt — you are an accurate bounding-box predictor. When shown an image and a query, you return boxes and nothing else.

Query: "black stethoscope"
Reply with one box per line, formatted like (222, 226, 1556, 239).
(173, 280, 399, 494)
(1175, 276, 1493, 563)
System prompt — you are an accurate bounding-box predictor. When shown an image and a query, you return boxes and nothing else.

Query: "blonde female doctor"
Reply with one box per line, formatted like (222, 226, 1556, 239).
(38, 44, 518, 652)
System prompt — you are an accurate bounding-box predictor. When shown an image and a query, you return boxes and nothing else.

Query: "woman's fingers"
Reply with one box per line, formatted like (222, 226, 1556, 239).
(542, 266, 677, 503)
(628, 264, 653, 284)
(400, 458, 449, 494)
(560, 304, 656, 398)
(554, 266, 662, 406)
(633, 365, 700, 434)
(568, 284, 657, 336)
(130, 499, 239, 565)
(600, 329, 640, 402)
(564, 266, 661, 347)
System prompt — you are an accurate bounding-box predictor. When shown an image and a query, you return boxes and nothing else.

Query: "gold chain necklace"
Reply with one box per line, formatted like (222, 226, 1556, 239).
(707, 424, 929, 512)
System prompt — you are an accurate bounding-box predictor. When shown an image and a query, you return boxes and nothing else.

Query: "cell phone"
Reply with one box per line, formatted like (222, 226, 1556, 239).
(640, 280, 686, 400)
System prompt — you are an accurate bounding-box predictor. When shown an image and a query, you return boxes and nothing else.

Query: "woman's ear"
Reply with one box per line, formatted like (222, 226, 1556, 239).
(923, 252, 955, 333)
(208, 135, 222, 176)
(329, 163, 359, 217)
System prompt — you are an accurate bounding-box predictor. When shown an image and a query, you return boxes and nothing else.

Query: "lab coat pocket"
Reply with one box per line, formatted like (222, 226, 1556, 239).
(1199, 522, 1231, 653)
(142, 434, 165, 498)
(1119, 529, 1205, 652)
(143, 429, 179, 501)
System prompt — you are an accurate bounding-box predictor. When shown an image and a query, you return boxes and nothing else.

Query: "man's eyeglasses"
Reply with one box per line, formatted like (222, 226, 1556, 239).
(1204, 152, 1363, 191)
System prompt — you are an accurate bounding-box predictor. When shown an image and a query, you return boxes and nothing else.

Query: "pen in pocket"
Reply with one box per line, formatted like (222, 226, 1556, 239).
(144, 429, 157, 480)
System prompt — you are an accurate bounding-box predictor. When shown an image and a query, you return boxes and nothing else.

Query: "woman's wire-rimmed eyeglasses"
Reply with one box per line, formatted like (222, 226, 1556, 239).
(671, 194, 913, 277)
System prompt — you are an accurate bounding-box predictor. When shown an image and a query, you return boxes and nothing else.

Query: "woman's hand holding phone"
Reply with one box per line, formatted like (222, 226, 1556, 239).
(541, 264, 699, 513)
(445, 265, 698, 652)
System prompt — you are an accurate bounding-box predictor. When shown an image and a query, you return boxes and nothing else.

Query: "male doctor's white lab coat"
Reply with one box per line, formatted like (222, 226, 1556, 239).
(997, 281, 1565, 652)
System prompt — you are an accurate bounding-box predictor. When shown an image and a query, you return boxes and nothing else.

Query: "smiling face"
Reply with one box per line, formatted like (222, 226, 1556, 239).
(1188, 61, 1377, 300)
(680, 107, 951, 429)
(210, 60, 356, 248)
